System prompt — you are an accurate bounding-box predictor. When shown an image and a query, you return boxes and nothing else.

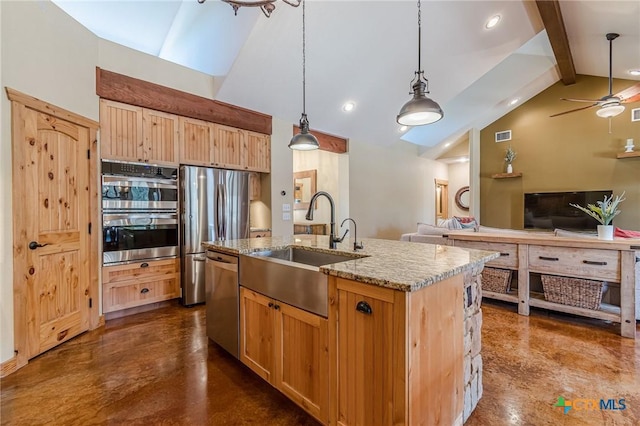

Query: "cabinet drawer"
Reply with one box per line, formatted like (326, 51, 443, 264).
(528, 245, 620, 281)
(102, 258, 179, 284)
(103, 275, 180, 313)
(454, 241, 518, 269)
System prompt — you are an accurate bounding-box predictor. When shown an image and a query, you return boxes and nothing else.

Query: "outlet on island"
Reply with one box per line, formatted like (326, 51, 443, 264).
(282, 212, 291, 221)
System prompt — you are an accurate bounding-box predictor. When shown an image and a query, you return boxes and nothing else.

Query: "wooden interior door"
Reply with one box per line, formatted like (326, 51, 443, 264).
(435, 179, 449, 221)
(10, 90, 97, 366)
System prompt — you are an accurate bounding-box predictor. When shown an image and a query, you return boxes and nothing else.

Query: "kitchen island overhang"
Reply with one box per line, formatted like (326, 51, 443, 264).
(203, 235, 499, 425)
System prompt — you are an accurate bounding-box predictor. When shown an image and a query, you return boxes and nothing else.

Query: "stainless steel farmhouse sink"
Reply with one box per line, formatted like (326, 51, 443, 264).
(239, 247, 366, 317)
(252, 246, 362, 267)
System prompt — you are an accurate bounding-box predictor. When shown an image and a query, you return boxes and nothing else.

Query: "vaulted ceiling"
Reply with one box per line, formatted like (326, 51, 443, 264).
(53, 0, 640, 156)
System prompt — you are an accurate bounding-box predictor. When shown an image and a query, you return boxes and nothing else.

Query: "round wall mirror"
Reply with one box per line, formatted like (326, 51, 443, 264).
(455, 186, 470, 210)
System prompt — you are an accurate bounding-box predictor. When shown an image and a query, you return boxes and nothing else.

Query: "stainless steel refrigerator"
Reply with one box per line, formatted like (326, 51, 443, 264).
(180, 166, 249, 306)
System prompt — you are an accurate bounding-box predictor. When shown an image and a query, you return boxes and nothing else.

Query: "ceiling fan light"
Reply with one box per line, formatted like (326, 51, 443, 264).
(596, 104, 625, 118)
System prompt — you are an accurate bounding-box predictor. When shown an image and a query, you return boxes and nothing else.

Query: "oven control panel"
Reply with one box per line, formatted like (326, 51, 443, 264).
(101, 160, 178, 180)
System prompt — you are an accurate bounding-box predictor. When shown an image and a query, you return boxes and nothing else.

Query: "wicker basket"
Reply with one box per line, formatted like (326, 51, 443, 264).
(481, 267, 512, 293)
(541, 275, 606, 310)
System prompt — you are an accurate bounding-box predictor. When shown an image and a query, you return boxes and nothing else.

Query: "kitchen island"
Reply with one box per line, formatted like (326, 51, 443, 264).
(203, 235, 499, 425)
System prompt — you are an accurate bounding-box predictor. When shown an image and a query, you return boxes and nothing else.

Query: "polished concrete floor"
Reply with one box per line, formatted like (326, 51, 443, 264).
(1, 300, 639, 425)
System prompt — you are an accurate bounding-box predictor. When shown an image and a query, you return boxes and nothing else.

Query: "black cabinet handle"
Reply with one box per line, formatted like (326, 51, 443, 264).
(356, 301, 372, 315)
(499, 252, 510, 257)
(275, 304, 280, 310)
(268, 302, 274, 308)
(140, 262, 149, 268)
(583, 260, 607, 266)
(28, 241, 49, 250)
(140, 288, 149, 294)
(538, 256, 559, 261)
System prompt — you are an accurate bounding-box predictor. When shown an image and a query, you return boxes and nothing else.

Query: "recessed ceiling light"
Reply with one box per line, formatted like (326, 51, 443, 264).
(399, 125, 408, 132)
(509, 98, 520, 106)
(629, 69, 640, 76)
(485, 15, 501, 29)
(342, 102, 355, 112)
(459, 157, 469, 163)
(444, 142, 451, 147)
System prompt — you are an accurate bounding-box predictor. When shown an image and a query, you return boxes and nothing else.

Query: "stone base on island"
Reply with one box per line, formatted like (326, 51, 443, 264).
(463, 264, 484, 423)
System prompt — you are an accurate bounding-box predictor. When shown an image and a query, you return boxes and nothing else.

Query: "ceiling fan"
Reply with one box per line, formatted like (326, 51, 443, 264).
(551, 33, 640, 118)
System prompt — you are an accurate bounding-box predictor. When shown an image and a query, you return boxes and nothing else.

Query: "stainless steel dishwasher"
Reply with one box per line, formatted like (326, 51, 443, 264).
(205, 250, 239, 358)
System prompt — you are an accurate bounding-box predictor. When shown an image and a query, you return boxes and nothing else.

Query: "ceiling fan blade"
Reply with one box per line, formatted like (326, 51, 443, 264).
(561, 97, 602, 103)
(616, 82, 640, 103)
(550, 103, 599, 117)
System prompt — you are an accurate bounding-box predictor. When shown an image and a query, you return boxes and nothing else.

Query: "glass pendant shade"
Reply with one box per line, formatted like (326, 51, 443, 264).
(289, 113, 319, 150)
(595, 103, 625, 118)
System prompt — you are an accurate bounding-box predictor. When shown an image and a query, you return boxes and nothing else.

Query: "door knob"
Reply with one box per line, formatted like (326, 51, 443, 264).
(28, 241, 49, 250)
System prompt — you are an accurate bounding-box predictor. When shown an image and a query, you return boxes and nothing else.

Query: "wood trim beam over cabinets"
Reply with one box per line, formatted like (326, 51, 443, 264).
(292, 125, 348, 154)
(96, 67, 272, 135)
(535, 0, 576, 85)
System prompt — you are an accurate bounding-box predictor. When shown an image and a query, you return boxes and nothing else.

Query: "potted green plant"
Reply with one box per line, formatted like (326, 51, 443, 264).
(504, 146, 516, 173)
(569, 192, 625, 240)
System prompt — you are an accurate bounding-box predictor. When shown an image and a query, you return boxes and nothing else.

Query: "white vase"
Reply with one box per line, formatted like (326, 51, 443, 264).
(506, 164, 513, 174)
(597, 225, 614, 240)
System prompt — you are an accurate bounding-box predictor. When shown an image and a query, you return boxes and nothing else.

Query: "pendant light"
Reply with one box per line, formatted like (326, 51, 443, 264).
(396, 0, 443, 126)
(289, 0, 319, 150)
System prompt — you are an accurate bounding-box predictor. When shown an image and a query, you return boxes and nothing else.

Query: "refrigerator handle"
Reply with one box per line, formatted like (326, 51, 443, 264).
(222, 184, 228, 240)
(216, 183, 225, 240)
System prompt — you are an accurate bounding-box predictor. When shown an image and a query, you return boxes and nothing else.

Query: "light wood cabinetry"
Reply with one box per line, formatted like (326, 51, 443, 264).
(448, 233, 637, 338)
(245, 131, 271, 172)
(179, 116, 214, 166)
(142, 109, 179, 164)
(335, 280, 398, 425)
(100, 99, 178, 165)
(100, 99, 271, 171)
(249, 172, 261, 201)
(100, 100, 143, 161)
(239, 287, 328, 423)
(330, 276, 464, 426)
(102, 258, 180, 313)
(213, 124, 244, 170)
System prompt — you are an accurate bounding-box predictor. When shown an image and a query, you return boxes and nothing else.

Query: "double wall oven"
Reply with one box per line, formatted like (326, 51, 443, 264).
(102, 160, 179, 265)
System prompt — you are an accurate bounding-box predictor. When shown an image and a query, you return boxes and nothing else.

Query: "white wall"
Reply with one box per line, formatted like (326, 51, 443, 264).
(349, 139, 448, 239)
(448, 161, 470, 218)
(293, 149, 350, 230)
(269, 117, 294, 237)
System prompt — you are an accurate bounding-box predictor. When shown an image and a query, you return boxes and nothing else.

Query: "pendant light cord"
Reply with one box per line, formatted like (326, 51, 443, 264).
(417, 0, 421, 73)
(608, 36, 612, 96)
(302, 0, 307, 115)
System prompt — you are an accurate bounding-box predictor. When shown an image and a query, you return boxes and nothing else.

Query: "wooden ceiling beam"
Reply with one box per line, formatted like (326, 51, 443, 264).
(535, 0, 576, 85)
(292, 126, 348, 154)
(96, 67, 272, 134)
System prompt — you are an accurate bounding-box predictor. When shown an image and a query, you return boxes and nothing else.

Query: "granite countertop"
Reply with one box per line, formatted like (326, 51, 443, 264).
(203, 235, 499, 292)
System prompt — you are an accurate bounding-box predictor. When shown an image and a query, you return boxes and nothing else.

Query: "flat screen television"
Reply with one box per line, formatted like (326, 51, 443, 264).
(524, 190, 612, 231)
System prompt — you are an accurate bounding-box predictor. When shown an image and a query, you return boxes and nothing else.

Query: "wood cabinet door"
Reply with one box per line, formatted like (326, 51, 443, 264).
(12, 103, 92, 360)
(244, 131, 271, 172)
(179, 117, 214, 166)
(99, 99, 144, 162)
(213, 124, 244, 169)
(239, 287, 275, 382)
(142, 109, 179, 165)
(249, 172, 261, 201)
(274, 303, 329, 423)
(337, 282, 396, 426)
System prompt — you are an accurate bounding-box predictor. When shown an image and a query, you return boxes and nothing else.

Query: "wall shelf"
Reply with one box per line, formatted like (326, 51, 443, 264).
(617, 151, 640, 159)
(491, 172, 523, 179)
